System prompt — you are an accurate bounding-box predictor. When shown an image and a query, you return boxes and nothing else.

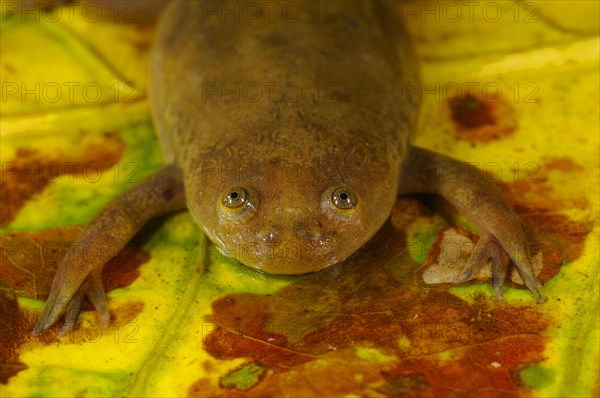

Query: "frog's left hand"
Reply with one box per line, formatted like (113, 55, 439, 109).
(32, 165, 186, 336)
(400, 147, 543, 302)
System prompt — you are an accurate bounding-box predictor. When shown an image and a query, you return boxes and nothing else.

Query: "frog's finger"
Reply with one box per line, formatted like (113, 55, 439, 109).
(491, 241, 509, 299)
(496, 237, 543, 303)
(57, 269, 108, 336)
(32, 306, 54, 335)
(457, 233, 491, 283)
(33, 294, 72, 335)
(494, 227, 543, 302)
(59, 290, 85, 336)
(32, 271, 85, 335)
(512, 258, 544, 303)
(85, 270, 109, 328)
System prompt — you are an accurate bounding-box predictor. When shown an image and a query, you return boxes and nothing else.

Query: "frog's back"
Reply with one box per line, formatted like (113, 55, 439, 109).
(150, 0, 419, 168)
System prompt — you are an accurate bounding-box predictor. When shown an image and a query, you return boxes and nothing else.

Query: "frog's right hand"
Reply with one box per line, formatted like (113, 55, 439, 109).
(32, 165, 186, 336)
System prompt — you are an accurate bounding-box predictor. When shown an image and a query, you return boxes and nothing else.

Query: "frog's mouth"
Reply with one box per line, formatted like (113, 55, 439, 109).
(212, 233, 345, 275)
(249, 241, 341, 275)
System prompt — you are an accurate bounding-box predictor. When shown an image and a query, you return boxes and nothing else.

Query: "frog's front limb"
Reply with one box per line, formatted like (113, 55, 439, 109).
(399, 147, 543, 302)
(32, 164, 186, 336)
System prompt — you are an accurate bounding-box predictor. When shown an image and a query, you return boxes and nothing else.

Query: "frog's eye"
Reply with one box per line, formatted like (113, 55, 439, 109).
(331, 188, 357, 210)
(325, 187, 358, 216)
(220, 187, 256, 218)
(222, 187, 247, 209)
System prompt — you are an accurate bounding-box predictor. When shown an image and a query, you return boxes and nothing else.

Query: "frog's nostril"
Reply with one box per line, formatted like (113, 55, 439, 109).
(295, 223, 321, 242)
(257, 227, 279, 245)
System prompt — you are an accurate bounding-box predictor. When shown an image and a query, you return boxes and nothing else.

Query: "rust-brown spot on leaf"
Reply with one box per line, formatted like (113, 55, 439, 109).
(1, 226, 85, 299)
(545, 157, 584, 172)
(0, 289, 29, 385)
(0, 283, 60, 384)
(448, 94, 518, 143)
(501, 180, 593, 266)
(111, 300, 144, 325)
(0, 132, 124, 228)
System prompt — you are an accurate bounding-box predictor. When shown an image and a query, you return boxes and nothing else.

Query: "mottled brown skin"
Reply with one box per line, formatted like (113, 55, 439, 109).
(34, 0, 542, 335)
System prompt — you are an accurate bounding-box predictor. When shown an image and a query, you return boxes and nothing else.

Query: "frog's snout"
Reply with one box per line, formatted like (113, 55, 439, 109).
(244, 214, 338, 274)
(257, 206, 324, 246)
(211, 203, 359, 274)
(257, 222, 322, 246)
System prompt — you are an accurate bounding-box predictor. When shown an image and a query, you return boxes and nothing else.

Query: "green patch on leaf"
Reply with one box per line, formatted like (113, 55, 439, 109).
(520, 364, 555, 389)
(220, 362, 265, 391)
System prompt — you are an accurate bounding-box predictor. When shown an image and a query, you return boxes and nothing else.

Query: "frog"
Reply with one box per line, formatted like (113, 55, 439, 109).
(33, 0, 542, 336)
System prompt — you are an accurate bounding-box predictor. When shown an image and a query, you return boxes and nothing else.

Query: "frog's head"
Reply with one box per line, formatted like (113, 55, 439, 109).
(186, 147, 400, 275)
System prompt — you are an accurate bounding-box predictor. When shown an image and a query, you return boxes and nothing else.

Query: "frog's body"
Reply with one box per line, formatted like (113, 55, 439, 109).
(150, 0, 419, 273)
(34, 0, 542, 335)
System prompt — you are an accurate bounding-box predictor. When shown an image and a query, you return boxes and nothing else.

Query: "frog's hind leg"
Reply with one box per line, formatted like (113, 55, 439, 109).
(32, 164, 186, 336)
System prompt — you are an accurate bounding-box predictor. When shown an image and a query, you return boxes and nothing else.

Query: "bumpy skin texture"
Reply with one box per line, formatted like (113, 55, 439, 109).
(34, 0, 541, 335)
